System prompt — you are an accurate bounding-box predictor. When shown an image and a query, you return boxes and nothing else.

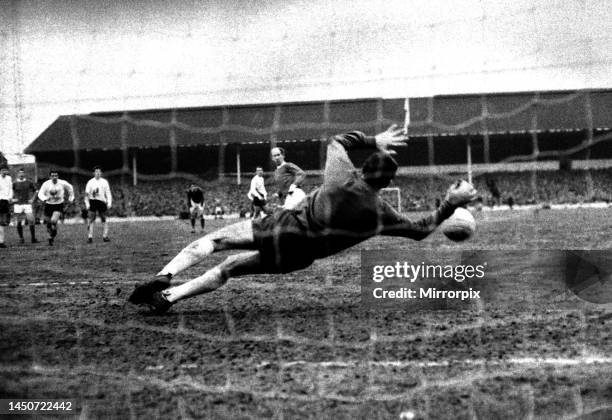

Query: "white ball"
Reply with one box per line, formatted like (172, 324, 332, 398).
(399, 411, 415, 420)
(442, 207, 475, 242)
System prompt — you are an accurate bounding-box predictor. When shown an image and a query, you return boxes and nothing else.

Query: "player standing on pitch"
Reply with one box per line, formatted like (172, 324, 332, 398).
(129, 126, 477, 314)
(186, 184, 205, 233)
(84, 166, 112, 243)
(271, 147, 306, 210)
(0, 165, 13, 248)
(247, 166, 267, 218)
(12, 168, 38, 244)
(38, 170, 74, 246)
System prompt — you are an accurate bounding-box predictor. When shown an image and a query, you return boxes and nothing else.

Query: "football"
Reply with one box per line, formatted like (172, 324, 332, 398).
(442, 207, 476, 241)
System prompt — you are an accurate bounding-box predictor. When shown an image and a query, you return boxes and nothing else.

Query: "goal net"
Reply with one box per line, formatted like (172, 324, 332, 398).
(380, 187, 401, 212)
(401, 90, 612, 208)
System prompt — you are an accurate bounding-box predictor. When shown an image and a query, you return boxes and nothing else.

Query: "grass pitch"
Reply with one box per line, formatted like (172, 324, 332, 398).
(1, 209, 612, 419)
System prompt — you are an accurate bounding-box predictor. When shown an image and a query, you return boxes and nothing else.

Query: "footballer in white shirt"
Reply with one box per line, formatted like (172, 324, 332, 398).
(186, 184, 205, 233)
(247, 166, 267, 218)
(0, 164, 13, 248)
(37, 169, 75, 246)
(84, 166, 113, 243)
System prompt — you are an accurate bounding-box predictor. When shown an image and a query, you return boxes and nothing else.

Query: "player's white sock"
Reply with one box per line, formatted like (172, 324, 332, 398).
(0, 226, 4, 243)
(157, 237, 215, 277)
(102, 222, 108, 238)
(87, 223, 93, 238)
(162, 267, 224, 302)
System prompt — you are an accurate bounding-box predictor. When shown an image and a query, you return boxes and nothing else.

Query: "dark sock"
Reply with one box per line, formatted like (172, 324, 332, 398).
(191, 218, 195, 229)
(200, 218, 205, 229)
(30, 225, 36, 240)
(17, 224, 23, 239)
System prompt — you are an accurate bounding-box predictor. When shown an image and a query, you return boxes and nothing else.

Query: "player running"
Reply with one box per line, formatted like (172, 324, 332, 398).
(187, 184, 205, 233)
(0, 165, 13, 248)
(12, 168, 38, 244)
(129, 126, 477, 314)
(84, 166, 113, 243)
(247, 166, 267, 218)
(38, 170, 74, 246)
(271, 147, 306, 209)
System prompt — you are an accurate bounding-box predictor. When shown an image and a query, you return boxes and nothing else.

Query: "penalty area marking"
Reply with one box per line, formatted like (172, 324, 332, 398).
(274, 356, 612, 369)
(0, 280, 359, 294)
(0, 280, 140, 288)
(143, 355, 612, 374)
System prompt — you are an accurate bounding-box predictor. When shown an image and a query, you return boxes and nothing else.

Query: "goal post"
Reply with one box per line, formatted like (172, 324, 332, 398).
(380, 187, 401, 213)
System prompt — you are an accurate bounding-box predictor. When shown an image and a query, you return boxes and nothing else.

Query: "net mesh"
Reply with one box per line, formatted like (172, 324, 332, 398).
(379, 187, 401, 212)
(400, 90, 612, 210)
(1, 280, 610, 418)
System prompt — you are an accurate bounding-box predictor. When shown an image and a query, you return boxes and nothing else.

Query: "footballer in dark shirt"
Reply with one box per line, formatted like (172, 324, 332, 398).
(186, 184, 205, 233)
(271, 147, 306, 209)
(12, 168, 38, 243)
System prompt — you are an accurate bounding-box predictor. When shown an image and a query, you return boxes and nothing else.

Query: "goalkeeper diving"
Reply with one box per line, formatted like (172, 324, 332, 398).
(129, 125, 477, 313)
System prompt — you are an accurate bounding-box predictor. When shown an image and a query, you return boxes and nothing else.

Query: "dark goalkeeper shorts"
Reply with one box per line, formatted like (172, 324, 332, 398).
(0, 200, 9, 226)
(252, 209, 315, 273)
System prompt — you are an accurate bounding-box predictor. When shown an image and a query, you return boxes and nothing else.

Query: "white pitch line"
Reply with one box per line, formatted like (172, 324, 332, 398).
(153, 356, 612, 374)
(2, 361, 612, 405)
(0, 280, 140, 287)
(0, 280, 359, 293)
(275, 356, 612, 369)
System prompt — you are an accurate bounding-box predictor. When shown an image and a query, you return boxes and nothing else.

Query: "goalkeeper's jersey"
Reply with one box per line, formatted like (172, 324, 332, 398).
(295, 131, 454, 259)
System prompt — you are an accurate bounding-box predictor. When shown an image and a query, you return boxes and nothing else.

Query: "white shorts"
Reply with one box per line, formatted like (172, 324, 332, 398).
(13, 204, 33, 215)
(283, 188, 306, 210)
(190, 202, 204, 215)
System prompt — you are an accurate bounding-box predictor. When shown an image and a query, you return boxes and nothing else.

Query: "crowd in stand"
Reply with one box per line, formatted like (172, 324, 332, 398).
(30, 168, 612, 219)
(389, 169, 612, 211)
(389, 170, 612, 211)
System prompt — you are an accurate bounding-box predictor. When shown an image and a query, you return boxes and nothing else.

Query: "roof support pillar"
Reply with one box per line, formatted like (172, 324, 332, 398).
(480, 95, 490, 163)
(120, 113, 130, 188)
(319, 101, 330, 170)
(169, 109, 178, 174)
(269, 105, 282, 171)
(69, 116, 81, 186)
(120, 112, 129, 172)
(236, 145, 241, 185)
(218, 144, 226, 180)
(218, 108, 229, 180)
(69, 116, 81, 172)
(426, 97, 435, 165)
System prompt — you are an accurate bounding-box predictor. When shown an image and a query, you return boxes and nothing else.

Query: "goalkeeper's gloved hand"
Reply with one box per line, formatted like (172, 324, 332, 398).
(446, 180, 477, 206)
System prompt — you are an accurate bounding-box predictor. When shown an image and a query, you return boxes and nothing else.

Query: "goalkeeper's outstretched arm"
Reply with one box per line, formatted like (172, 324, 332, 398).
(378, 199, 456, 240)
(379, 180, 477, 241)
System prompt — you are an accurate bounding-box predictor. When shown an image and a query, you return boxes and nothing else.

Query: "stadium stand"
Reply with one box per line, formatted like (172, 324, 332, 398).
(21, 90, 612, 217)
